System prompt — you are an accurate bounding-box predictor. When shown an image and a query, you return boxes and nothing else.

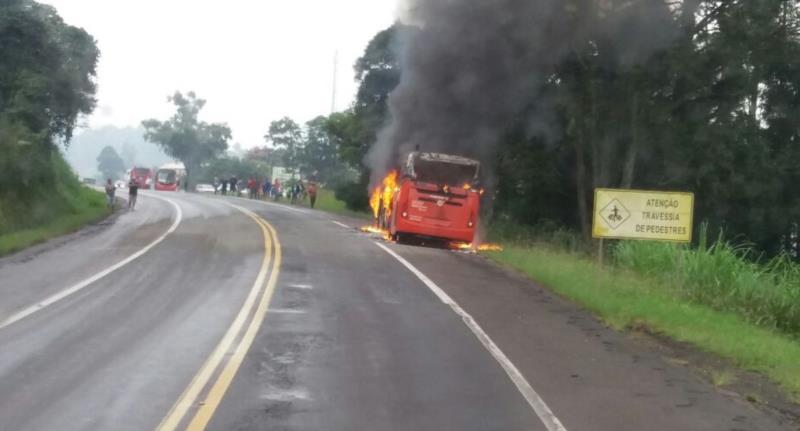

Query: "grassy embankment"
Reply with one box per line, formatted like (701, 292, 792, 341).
(297, 188, 371, 220)
(0, 153, 107, 256)
(489, 222, 800, 400)
(309, 192, 800, 399)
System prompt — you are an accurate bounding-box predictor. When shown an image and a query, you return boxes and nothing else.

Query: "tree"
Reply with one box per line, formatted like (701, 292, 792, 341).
(96, 145, 125, 180)
(265, 117, 303, 176)
(323, 23, 405, 211)
(300, 116, 341, 182)
(198, 156, 270, 183)
(350, 24, 406, 168)
(142, 92, 231, 190)
(0, 0, 98, 190)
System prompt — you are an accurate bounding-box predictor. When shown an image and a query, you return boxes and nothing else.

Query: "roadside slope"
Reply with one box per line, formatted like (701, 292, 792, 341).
(0, 152, 108, 256)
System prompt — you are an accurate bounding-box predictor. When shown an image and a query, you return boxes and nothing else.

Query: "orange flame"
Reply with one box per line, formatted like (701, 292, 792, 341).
(369, 186, 381, 218)
(360, 225, 391, 240)
(449, 242, 504, 252)
(369, 170, 399, 219)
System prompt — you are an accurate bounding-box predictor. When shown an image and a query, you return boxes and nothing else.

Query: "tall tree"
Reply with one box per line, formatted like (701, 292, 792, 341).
(142, 92, 231, 190)
(0, 0, 98, 190)
(265, 117, 303, 176)
(96, 145, 125, 180)
(301, 116, 340, 182)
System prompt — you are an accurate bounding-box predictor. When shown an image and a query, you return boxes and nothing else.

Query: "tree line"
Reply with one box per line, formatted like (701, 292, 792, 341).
(323, 2, 800, 258)
(147, 1, 800, 259)
(0, 0, 100, 232)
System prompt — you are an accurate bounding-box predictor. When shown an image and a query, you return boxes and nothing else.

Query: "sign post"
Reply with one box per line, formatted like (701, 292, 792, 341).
(592, 188, 695, 264)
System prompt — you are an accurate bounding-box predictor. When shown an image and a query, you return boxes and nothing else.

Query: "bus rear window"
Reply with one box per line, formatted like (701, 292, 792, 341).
(413, 160, 478, 186)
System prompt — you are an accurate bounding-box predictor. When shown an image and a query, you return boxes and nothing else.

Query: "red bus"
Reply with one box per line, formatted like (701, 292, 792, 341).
(154, 168, 180, 191)
(130, 167, 152, 190)
(375, 152, 481, 243)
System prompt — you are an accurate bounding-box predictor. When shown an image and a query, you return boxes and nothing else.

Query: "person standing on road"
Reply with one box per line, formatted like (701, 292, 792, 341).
(272, 178, 281, 201)
(128, 177, 139, 211)
(221, 177, 228, 196)
(290, 181, 298, 204)
(213, 176, 219, 195)
(307, 180, 318, 209)
(262, 177, 271, 200)
(230, 176, 239, 197)
(104, 178, 116, 210)
(247, 177, 257, 199)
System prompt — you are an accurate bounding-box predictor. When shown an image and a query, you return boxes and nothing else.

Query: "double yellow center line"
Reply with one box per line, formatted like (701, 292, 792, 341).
(157, 204, 282, 431)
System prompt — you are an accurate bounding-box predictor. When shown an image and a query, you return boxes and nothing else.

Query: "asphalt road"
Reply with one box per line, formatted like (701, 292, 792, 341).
(0, 191, 795, 431)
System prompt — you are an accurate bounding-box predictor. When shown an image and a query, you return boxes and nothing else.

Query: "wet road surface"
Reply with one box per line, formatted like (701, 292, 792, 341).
(0, 191, 794, 430)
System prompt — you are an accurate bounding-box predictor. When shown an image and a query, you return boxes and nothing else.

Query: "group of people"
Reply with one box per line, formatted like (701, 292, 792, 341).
(104, 177, 140, 212)
(213, 175, 318, 208)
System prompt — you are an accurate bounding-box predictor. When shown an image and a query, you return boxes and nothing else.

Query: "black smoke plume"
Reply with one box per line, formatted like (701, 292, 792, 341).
(367, 0, 678, 187)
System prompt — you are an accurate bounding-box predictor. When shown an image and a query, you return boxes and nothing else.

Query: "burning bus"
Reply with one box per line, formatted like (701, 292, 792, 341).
(371, 152, 482, 244)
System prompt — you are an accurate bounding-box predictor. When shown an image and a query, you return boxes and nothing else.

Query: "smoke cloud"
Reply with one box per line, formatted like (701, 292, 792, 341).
(367, 0, 678, 186)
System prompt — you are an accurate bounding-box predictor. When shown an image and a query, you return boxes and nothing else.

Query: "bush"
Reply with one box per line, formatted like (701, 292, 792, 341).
(333, 179, 370, 212)
(614, 228, 800, 336)
(486, 218, 588, 253)
(0, 148, 104, 235)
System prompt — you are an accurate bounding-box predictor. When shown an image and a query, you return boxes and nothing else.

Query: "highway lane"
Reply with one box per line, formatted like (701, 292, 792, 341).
(209, 195, 795, 431)
(0, 192, 269, 430)
(0, 191, 796, 430)
(0, 193, 174, 321)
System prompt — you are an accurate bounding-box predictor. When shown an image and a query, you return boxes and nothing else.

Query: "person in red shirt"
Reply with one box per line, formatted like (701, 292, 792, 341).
(247, 177, 257, 199)
(307, 180, 318, 209)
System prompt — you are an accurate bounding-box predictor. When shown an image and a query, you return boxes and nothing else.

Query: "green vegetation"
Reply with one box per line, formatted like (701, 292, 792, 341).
(614, 234, 800, 336)
(489, 245, 800, 399)
(0, 152, 107, 255)
(142, 92, 232, 190)
(711, 369, 736, 387)
(310, 189, 371, 220)
(308, 4, 800, 257)
(0, 0, 102, 254)
(96, 145, 125, 181)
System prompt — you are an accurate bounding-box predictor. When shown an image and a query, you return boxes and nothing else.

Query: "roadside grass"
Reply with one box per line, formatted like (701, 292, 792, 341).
(711, 369, 736, 387)
(0, 152, 109, 256)
(0, 195, 107, 255)
(489, 245, 800, 400)
(303, 188, 371, 220)
(614, 234, 800, 335)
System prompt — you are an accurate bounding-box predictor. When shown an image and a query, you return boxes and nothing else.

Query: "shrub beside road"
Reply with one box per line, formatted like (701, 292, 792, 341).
(0, 153, 107, 256)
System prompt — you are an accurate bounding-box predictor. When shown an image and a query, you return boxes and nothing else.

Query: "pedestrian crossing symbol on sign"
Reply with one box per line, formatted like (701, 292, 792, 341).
(593, 188, 694, 242)
(600, 199, 630, 230)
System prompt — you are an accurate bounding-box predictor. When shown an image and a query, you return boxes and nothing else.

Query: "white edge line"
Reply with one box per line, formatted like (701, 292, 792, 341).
(0, 195, 183, 330)
(331, 220, 350, 229)
(375, 242, 568, 431)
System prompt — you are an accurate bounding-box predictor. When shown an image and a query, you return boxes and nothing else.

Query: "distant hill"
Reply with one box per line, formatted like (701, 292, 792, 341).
(63, 126, 172, 179)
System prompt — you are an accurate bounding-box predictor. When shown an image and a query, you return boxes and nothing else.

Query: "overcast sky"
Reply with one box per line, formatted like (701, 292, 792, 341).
(43, 0, 397, 148)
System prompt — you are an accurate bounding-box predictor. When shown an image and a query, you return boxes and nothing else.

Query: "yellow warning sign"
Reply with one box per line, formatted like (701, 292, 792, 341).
(592, 188, 694, 242)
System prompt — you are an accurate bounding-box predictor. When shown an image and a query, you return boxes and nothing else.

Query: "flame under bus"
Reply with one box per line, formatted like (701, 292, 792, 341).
(375, 152, 481, 244)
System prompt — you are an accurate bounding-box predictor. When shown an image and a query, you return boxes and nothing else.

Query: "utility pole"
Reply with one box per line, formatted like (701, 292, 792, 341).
(330, 50, 338, 114)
